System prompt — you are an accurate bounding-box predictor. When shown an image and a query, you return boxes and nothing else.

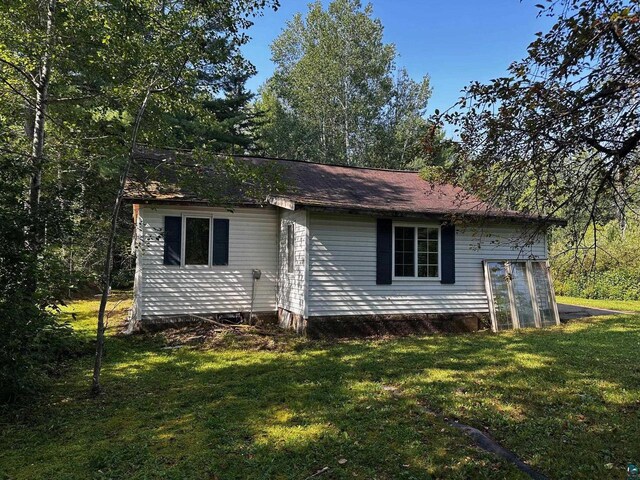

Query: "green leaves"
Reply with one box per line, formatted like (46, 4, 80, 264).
(0, 0, 278, 402)
(257, 0, 435, 168)
(443, 0, 640, 257)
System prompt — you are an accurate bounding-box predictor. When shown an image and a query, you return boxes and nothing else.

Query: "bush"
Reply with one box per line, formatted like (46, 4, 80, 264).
(551, 217, 640, 301)
(556, 269, 640, 301)
(0, 158, 85, 403)
(0, 301, 84, 403)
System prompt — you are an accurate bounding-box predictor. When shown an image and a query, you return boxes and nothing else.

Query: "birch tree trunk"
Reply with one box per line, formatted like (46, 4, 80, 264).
(26, 0, 56, 292)
(91, 88, 152, 395)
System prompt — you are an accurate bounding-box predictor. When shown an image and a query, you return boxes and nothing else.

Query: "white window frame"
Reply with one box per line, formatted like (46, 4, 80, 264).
(392, 222, 441, 281)
(181, 214, 212, 268)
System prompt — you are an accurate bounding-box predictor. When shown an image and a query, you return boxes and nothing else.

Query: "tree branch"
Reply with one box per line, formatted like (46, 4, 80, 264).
(0, 57, 39, 89)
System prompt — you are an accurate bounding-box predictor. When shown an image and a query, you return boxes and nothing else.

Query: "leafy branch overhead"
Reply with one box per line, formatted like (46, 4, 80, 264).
(438, 0, 639, 236)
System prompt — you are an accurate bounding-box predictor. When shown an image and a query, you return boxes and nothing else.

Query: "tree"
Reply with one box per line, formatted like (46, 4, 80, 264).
(0, 0, 279, 401)
(256, 0, 436, 168)
(163, 60, 263, 153)
(0, 0, 122, 401)
(374, 68, 435, 168)
(88, 0, 280, 395)
(439, 0, 640, 244)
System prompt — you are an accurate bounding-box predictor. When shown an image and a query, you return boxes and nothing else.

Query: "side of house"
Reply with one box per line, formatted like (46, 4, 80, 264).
(132, 203, 548, 333)
(306, 212, 546, 317)
(132, 204, 279, 325)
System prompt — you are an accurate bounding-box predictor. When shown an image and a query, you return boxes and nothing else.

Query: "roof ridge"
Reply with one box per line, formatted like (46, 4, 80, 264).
(134, 144, 420, 174)
(239, 155, 421, 174)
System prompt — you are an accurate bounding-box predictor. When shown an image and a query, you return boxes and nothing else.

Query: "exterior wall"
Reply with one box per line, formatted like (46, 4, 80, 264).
(131, 205, 143, 323)
(277, 208, 308, 316)
(135, 204, 278, 319)
(307, 213, 547, 317)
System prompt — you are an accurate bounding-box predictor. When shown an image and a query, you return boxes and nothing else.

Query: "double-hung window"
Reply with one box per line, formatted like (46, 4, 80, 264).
(184, 217, 211, 265)
(394, 225, 439, 278)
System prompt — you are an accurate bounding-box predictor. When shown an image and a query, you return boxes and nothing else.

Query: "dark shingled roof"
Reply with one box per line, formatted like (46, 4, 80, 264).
(125, 151, 564, 224)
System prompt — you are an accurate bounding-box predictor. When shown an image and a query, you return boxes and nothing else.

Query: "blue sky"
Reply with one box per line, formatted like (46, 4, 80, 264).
(242, 0, 554, 118)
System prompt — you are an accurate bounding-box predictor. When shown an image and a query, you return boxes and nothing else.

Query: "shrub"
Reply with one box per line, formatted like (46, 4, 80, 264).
(555, 269, 640, 301)
(551, 217, 640, 301)
(0, 302, 84, 403)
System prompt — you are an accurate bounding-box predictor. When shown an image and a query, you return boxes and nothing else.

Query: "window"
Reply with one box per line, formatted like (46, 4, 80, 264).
(394, 226, 415, 276)
(287, 223, 294, 273)
(184, 217, 210, 265)
(484, 260, 560, 331)
(394, 225, 439, 278)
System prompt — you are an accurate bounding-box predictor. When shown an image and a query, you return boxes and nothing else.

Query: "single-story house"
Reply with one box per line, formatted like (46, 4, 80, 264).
(125, 152, 564, 337)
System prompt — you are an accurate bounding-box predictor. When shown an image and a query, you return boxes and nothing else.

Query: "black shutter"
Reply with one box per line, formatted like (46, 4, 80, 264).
(376, 218, 392, 285)
(440, 223, 455, 284)
(163, 216, 182, 265)
(212, 218, 229, 266)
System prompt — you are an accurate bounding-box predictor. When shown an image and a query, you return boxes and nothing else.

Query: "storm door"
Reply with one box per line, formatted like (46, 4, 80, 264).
(483, 260, 560, 332)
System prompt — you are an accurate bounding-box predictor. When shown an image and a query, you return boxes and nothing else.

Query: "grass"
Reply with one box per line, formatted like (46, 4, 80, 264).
(1, 295, 640, 479)
(557, 295, 640, 313)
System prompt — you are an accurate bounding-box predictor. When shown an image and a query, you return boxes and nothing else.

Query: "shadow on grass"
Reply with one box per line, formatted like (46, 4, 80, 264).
(2, 309, 639, 480)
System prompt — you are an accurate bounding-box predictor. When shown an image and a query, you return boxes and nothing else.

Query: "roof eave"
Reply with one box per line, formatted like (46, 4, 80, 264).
(124, 195, 567, 226)
(296, 203, 567, 226)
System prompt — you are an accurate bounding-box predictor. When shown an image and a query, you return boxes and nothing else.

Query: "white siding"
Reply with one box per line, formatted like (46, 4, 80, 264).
(307, 213, 547, 317)
(277, 209, 308, 315)
(137, 205, 278, 318)
(131, 207, 143, 322)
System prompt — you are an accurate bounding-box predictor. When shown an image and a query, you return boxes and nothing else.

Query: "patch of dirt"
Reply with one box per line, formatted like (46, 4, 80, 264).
(155, 321, 306, 352)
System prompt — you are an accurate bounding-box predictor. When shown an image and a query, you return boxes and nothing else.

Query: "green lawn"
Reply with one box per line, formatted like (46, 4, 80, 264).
(557, 295, 640, 313)
(1, 295, 640, 479)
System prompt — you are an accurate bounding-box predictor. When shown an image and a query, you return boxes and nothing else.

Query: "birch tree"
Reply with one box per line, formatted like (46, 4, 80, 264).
(258, 0, 396, 166)
(89, 0, 278, 395)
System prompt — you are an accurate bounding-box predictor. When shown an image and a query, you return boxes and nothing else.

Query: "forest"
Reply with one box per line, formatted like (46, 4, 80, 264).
(0, 0, 638, 403)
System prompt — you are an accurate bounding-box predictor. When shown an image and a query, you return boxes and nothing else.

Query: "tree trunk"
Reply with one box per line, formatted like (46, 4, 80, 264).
(26, 0, 56, 292)
(343, 78, 350, 165)
(91, 89, 152, 396)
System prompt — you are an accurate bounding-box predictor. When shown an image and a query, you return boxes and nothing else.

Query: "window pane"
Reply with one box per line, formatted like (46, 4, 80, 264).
(487, 261, 514, 330)
(185, 217, 210, 265)
(510, 262, 537, 328)
(394, 227, 414, 277)
(532, 262, 557, 327)
(417, 227, 439, 277)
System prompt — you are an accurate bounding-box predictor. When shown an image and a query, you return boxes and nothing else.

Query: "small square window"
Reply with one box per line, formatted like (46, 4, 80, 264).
(395, 225, 439, 278)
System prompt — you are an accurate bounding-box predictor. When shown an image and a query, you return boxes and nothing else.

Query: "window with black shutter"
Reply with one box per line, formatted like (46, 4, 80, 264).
(393, 225, 440, 278)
